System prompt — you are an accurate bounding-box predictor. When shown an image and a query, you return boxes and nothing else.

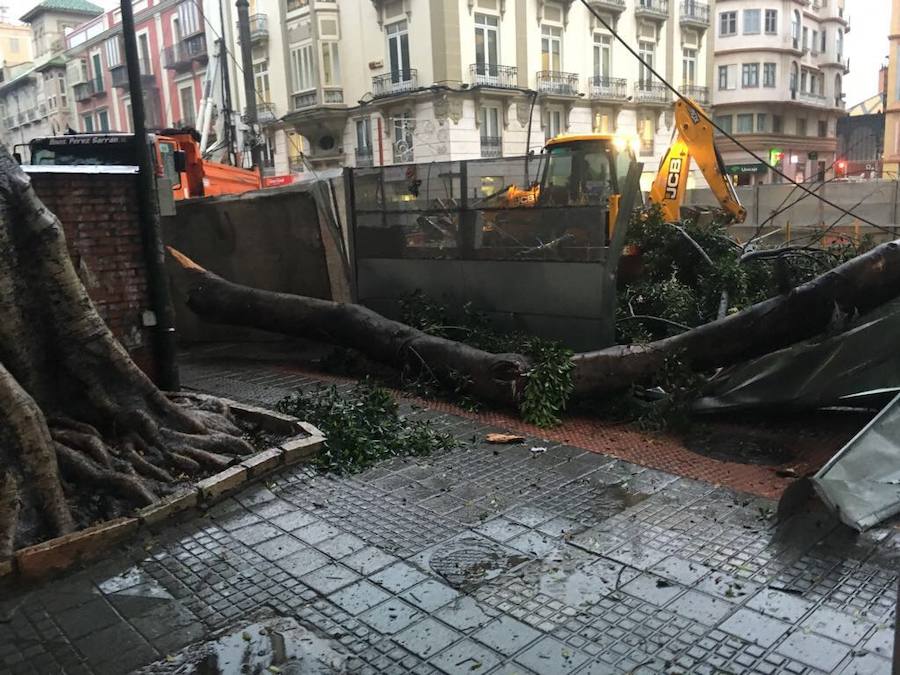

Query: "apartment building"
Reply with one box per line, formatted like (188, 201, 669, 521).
(64, 0, 213, 135)
(0, 22, 33, 67)
(229, 0, 713, 181)
(711, 0, 850, 185)
(0, 0, 102, 147)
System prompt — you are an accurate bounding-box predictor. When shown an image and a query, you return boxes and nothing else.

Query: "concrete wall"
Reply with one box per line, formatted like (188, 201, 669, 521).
(163, 185, 337, 344)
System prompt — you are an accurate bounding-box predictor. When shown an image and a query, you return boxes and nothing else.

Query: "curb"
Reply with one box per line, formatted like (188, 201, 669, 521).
(2, 400, 324, 584)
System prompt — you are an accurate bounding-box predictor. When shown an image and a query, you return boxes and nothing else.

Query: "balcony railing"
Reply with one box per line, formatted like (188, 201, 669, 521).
(164, 33, 208, 70)
(372, 69, 418, 98)
(681, 84, 709, 105)
(588, 0, 626, 13)
(110, 61, 154, 88)
(634, 81, 670, 104)
(480, 136, 502, 158)
(237, 13, 268, 42)
(73, 81, 94, 102)
(679, 1, 709, 26)
(588, 76, 628, 101)
(469, 63, 518, 89)
(323, 88, 344, 104)
(798, 90, 827, 106)
(635, 0, 668, 20)
(355, 147, 374, 167)
(286, 0, 309, 11)
(536, 70, 579, 96)
(292, 90, 318, 109)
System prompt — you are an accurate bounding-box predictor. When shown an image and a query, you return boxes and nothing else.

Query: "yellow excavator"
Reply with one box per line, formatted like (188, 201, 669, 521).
(479, 98, 746, 248)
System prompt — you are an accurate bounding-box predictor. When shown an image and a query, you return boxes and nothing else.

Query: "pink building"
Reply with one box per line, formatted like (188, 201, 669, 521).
(64, 0, 209, 133)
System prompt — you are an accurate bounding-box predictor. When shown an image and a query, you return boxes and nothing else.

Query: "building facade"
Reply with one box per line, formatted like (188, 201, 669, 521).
(64, 0, 212, 135)
(711, 0, 850, 185)
(223, 0, 715, 182)
(0, 22, 34, 67)
(883, 0, 900, 178)
(0, 0, 102, 148)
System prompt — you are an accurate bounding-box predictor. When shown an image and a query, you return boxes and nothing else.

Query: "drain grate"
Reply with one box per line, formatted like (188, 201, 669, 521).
(429, 536, 530, 590)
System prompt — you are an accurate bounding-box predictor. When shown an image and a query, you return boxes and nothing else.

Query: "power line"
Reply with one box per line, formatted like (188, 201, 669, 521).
(578, 0, 893, 235)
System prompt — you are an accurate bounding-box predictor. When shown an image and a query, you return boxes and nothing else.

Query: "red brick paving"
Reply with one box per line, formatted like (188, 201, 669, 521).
(268, 362, 858, 500)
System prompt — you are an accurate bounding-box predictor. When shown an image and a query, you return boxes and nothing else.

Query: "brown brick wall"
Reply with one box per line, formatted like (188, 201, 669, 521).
(28, 171, 156, 379)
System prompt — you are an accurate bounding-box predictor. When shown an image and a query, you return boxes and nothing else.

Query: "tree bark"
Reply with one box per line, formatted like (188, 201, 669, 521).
(572, 239, 900, 396)
(169, 249, 530, 407)
(0, 144, 253, 550)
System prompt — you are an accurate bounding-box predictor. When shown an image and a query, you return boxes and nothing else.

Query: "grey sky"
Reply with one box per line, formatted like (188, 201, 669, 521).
(843, 0, 890, 106)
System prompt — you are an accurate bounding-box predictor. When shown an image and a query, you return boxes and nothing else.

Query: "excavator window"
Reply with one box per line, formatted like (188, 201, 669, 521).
(158, 140, 182, 190)
(539, 140, 618, 207)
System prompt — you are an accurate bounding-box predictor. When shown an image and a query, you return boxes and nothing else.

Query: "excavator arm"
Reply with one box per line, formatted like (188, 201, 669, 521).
(649, 98, 747, 224)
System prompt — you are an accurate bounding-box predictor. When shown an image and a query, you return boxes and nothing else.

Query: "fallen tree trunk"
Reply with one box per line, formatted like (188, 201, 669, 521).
(573, 239, 900, 396)
(169, 249, 529, 407)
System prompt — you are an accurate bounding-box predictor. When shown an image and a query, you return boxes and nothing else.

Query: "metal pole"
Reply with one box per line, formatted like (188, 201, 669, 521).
(119, 0, 179, 390)
(524, 89, 538, 180)
(235, 0, 262, 171)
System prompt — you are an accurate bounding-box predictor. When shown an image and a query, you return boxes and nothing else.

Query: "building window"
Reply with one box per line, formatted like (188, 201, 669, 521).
(820, 29, 826, 53)
(638, 40, 655, 87)
(479, 106, 501, 157)
(792, 10, 801, 48)
(638, 112, 655, 155)
(138, 33, 152, 74)
(82, 113, 94, 132)
(713, 114, 732, 134)
(91, 52, 103, 91)
(764, 9, 777, 34)
(796, 118, 807, 136)
(58, 72, 67, 107)
(743, 9, 760, 34)
(593, 110, 612, 133)
(356, 117, 372, 152)
(741, 63, 759, 88)
(802, 26, 809, 50)
(290, 44, 316, 92)
(475, 13, 499, 74)
(546, 108, 563, 140)
(97, 109, 109, 131)
(763, 63, 776, 87)
(736, 114, 754, 133)
(682, 48, 697, 85)
(179, 85, 195, 127)
(773, 114, 782, 133)
(756, 113, 767, 132)
(818, 120, 827, 137)
(386, 20, 411, 83)
(801, 70, 808, 93)
(593, 33, 611, 79)
(837, 29, 843, 59)
(541, 24, 562, 71)
(393, 111, 414, 163)
(177, 1, 200, 37)
(105, 37, 120, 67)
(321, 42, 341, 86)
(124, 101, 131, 132)
(719, 11, 737, 36)
(253, 61, 271, 103)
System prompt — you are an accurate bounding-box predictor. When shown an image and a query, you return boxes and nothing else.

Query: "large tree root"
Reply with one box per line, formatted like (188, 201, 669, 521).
(0, 145, 256, 551)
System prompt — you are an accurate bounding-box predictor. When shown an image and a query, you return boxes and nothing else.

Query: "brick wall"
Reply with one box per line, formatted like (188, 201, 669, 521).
(28, 169, 157, 379)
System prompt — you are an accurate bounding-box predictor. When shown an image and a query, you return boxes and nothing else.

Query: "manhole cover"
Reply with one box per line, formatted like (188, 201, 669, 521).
(429, 537, 530, 590)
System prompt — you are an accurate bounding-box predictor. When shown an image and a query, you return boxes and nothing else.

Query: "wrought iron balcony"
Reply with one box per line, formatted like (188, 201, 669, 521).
(236, 13, 268, 43)
(679, 1, 709, 27)
(536, 70, 579, 96)
(480, 136, 502, 158)
(355, 147, 374, 167)
(73, 81, 95, 102)
(635, 0, 668, 20)
(634, 81, 670, 105)
(681, 84, 709, 105)
(469, 63, 518, 89)
(588, 76, 628, 101)
(588, 0, 625, 13)
(110, 61, 154, 88)
(164, 33, 208, 70)
(372, 69, 417, 98)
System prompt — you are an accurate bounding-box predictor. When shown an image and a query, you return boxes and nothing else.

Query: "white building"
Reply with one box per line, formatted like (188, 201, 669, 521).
(226, 0, 715, 181)
(711, 0, 850, 184)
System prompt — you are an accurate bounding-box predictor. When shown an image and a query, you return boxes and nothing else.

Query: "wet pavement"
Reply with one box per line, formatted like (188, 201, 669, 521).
(0, 354, 896, 674)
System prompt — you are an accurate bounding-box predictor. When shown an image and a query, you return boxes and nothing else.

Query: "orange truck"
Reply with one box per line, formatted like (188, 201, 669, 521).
(26, 129, 261, 200)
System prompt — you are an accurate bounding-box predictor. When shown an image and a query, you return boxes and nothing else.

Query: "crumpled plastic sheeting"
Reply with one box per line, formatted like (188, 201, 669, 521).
(812, 392, 900, 531)
(694, 299, 900, 412)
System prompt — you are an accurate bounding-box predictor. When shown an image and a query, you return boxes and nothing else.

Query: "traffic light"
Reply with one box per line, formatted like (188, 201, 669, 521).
(835, 159, 847, 177)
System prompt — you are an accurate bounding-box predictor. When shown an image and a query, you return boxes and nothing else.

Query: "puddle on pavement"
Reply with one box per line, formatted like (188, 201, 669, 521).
(429, 537, 531, 591)
(138, 617, 347, 675)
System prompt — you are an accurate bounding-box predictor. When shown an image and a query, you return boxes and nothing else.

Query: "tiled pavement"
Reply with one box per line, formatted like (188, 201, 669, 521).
(0, 355, 896, 674)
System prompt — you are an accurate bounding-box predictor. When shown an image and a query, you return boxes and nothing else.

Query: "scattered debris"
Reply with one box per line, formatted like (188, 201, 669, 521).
(530, 446, 548, 454)
(486, 433, 526, 444)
